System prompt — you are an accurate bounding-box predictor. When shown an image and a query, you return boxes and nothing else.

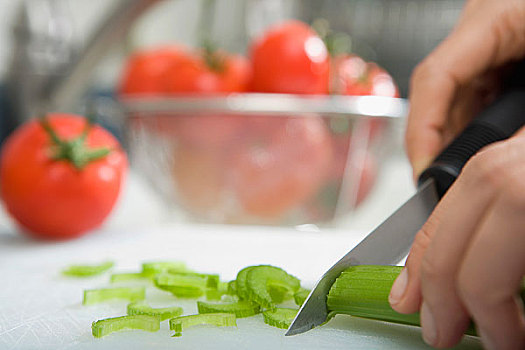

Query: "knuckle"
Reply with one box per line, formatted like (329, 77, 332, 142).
(420, 252, 448, 284)
(500, 170, 525, 208)
(457, 269, 491, 312)
(461, 143, 507, 188)
(410, 60, 439, 91)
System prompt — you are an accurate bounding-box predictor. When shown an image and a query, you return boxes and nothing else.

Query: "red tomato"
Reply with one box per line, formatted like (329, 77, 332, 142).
(163, 50, 251, 214)
(172, 144, 225, 213)
(165, 50, 251, 94)
(0, 115, 127, 240)
(250, 20, 330, 94)
(334, 54, 399, 97)
(231, 116, 333, 219)
(118, 46, 188, 95)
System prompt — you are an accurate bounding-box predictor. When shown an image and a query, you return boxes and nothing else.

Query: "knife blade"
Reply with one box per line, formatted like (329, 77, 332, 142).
(285, 178, 438, 336)
(286, 62, 525, 337)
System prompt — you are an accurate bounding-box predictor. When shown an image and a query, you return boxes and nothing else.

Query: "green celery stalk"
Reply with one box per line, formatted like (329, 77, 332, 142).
(327, 265, 525, 335)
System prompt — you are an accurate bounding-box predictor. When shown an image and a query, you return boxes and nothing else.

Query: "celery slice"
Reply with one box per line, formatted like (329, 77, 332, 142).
(92, 315, 160, 338)
(141, 261, 188, 277)
(166, 271, 220, 289)
(293, 288, 311, 307)
(206, 281, 230, 301)
(245, 265, 300, 309)
(197, 300, 261, 318)
(169, 313, 237, 337)
(235, 266, 255, 299)
(268, 282, 293, 304)
(62, 261, 114, 277)
(127, 302, 183, 321)
(153, 273, 204, 298)
(110, 272, 150, 283)
(83, 286, 145, 305)
(262, 308, 298, 329)
(227, 280, 238, 295)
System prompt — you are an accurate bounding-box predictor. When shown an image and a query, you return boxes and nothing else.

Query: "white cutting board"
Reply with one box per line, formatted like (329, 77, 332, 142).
(0, 223, 482, 350)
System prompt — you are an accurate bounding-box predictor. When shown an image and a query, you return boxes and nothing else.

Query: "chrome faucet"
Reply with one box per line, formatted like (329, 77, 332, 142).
(6, 0, 160, 126)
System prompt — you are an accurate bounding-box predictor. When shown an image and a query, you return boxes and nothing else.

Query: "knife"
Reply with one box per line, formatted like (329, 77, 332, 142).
(286, 62, 525, 336)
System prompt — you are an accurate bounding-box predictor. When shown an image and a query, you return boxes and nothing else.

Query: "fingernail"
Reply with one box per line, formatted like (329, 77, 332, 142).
(477, 328, 496, 350)
(421, 302, 437, 346)
(389, 267, 408, 305)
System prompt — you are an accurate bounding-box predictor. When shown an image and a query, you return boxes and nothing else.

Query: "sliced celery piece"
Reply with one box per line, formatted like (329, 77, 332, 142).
(268, 282, 293, 304)
(293, 288, 311, 307)
(227, 280, 237, 295)
(206, 281, 230, 301)
(153, 273, 204, 298)
(62, 261, 114, 277)
(245, 265, 300, 309)
(197, 300, 260, 318)
(169, 313, 237, 337)
(235, 266, 255, 300)
(127, 302, 183, 321)
(141, 261, 188, 277)
(83, 286, 145, 305)
(110, 272, 150, 283)
(92, 315, 160, 338)
(166, 271, 220, 289)
(262, 308, 298, 329)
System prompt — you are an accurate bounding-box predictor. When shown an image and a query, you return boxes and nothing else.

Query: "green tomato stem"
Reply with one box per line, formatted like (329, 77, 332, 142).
(39, 115, 111, 170)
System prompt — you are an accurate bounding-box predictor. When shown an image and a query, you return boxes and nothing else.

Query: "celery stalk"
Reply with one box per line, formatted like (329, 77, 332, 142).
(327, 265, 420, 326)
(327, 265, 525, 336)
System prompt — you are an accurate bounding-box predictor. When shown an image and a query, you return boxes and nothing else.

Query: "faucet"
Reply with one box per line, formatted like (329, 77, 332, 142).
(6, 0, 160, 127)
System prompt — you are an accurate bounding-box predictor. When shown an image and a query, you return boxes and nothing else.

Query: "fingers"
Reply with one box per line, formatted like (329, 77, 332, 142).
(458, 186, 525, 350)
(414, 145, 509, 348)
(405, 0, 525, 179)
(392, 135, 525, 348)
(390, 141, 506, 348)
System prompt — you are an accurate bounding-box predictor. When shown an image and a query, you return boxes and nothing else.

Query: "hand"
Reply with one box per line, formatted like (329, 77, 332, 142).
(389, 131, 525, 349)
(405, 0, 525, 180)
(391, 0, 525, 348)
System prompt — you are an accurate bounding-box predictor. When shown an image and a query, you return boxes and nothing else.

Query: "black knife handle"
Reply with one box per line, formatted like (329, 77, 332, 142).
(418, 63, 525, 197)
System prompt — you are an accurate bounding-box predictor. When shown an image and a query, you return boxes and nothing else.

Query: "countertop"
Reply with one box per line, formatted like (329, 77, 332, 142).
(0, 157, 483, 349)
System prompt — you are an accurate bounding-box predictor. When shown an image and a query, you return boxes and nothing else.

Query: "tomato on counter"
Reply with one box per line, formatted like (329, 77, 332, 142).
(250, 20, 330, 94)
(0, 115, 127, 240)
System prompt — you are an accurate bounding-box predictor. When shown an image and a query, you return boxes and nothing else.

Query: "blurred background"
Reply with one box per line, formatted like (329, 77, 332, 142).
(0, 0, 465, 235)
